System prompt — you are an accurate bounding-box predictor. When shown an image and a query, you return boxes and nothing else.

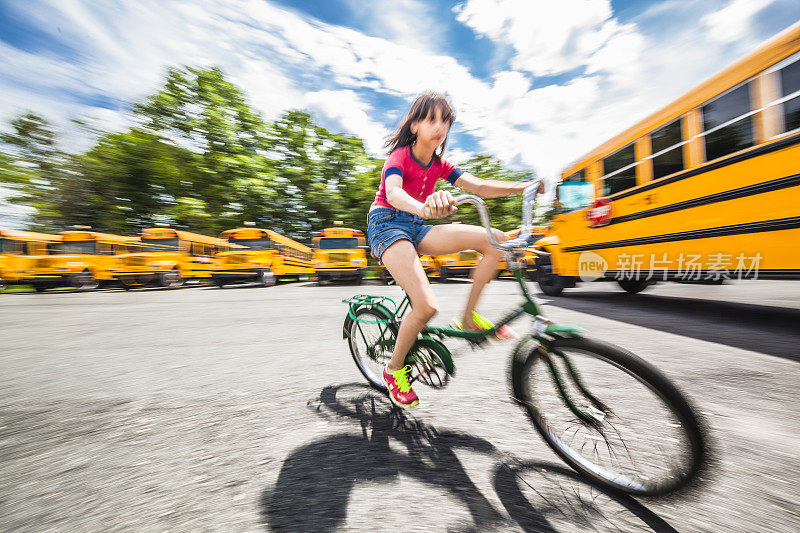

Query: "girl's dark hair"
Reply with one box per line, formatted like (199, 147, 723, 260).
(385, 92, 455, 157)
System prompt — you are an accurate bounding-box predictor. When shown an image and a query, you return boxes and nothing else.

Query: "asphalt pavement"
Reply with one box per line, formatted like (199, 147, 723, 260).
(2, 278, 799, 532)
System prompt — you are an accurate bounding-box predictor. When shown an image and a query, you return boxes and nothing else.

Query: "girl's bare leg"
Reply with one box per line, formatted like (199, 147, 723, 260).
(380, 239, 438, 371)
(417, 224, 507, 328)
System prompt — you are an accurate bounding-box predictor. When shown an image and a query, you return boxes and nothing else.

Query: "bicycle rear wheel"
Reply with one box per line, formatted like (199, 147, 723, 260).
(513, 336, 707, 496)
(346, 306, 397, 392)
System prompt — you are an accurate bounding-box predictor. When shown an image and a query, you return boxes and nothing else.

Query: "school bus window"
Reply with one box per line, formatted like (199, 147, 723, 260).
(0, 239, 23, 254)
(319, 237, 359, 249)
(601, 144, 636, 195)
(701, 82, 753, 161)
(651, 119, 684, 180)
(556, 181, 595, 212)
(779, 57, 800, 132)
(232, 238, 271, 250)
(564, 169, 586, 182)
(52, 241, 96, 255)
(146, 238, 179, 252)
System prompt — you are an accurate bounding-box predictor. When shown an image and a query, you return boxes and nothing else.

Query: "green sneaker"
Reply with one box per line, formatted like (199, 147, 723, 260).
(454, 311, 517, 340)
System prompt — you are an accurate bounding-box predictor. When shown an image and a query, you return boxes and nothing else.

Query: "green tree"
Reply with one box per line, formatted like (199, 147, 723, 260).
(79, 128, 198, 232)
(441, 155, 535, 232)
(0, 112, 90, 232)
(134, 66, 273, 233)
(266, 110, 379, 240)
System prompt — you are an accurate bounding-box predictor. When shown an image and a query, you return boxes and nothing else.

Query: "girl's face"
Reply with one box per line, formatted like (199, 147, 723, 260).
(411, 107, 451, 148)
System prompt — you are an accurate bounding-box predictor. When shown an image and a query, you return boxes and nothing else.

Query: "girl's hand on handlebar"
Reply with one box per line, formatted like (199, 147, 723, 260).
(421, 190, 457, 219)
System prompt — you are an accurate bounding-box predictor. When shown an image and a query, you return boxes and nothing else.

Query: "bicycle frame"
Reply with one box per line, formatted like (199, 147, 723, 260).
(342, 184, 596, 421)
(343, 259, 583, 346)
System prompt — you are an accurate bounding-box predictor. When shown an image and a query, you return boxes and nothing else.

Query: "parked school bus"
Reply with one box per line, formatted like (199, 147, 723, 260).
(210, 227, 312, 287)
(112, 228, 234, 289)
(0, 229, 59, 291)
(537, 22, 800, 296)
(28, 230, 141, 291)
(433, 250, 481, 282)
(376, 254, 438, 284)
(312, 226, 368, 284)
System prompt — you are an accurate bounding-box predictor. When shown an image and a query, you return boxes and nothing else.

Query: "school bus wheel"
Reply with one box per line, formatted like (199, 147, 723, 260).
(70, 270, 100, 291)
(617, 278, 651, 294)
(439, 267, 449, 283)
(258, 269, 276, 287)
(534, 253, 565, 296)
(215, 278, 227, 288)
(158, 268, 183, 288)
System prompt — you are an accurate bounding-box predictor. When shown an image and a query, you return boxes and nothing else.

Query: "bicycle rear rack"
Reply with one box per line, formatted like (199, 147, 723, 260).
(342, 294, 399, 323)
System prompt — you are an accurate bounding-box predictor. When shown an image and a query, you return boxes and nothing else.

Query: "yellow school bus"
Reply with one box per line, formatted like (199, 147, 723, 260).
(210, 227, 312, 287)
(375, 254, 438, 284)
(433, 250, 481, 282)
(112, 228, 233, 289)
(28, 230, 141, 291)
(0, 229, 59, 291)
(538, 22, 800, 296)
(419, 254, 438, 277)
(312, 226, 368, 284)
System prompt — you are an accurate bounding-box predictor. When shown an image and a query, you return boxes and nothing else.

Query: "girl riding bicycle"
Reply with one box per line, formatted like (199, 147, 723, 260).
(368, 92, 543, 408)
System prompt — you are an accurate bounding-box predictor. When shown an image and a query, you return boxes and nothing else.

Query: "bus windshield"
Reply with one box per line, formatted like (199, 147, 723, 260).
(143, 238, 181, 252)
(319, 238, 358, 249)
(557, 182, 595, 212)
(231, 238, 271, 250)
(52, 241, 97, 255)
(0, 239, 21, 254)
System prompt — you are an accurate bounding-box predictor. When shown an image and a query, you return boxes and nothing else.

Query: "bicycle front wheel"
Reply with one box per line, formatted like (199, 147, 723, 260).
(513, 336, 707, 497)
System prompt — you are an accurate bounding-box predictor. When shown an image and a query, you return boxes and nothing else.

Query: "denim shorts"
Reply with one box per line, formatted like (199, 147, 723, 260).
(367, 207, 432, 263)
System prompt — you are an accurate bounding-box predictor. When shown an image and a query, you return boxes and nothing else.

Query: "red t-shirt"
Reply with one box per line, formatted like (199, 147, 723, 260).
(370, 146, 463, 210)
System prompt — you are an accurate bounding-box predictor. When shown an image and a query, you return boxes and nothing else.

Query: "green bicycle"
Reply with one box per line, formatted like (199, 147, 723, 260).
(342, 186, 707, 497)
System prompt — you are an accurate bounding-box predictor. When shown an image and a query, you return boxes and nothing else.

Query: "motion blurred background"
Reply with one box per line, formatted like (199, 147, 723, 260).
(2, 0, 799, 238)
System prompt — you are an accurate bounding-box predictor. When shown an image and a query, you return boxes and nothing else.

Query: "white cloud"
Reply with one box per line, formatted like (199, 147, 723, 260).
(0, 0, 793, 210)
(343, 0, 442, 52)
(305, 90, 388, 153)
(702, 0, 774, 44)
(455, 0, 615, 76)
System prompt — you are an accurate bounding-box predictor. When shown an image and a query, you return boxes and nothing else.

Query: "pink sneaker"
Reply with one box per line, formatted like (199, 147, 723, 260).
(382, 365, 419, 408)
(494, 324, 518, 340)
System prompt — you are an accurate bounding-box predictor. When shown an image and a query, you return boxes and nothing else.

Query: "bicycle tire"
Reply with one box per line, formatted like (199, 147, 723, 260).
(512, 335, 707, 496)
(346, 306, 398, 392)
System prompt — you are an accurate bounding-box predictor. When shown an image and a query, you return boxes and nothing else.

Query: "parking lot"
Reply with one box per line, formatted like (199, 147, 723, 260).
(2, 279, 799, 532)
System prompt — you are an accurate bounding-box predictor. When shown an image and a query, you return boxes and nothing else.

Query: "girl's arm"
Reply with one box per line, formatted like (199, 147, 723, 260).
(453, 172, 543, 198)
(385, 175, 456, 218)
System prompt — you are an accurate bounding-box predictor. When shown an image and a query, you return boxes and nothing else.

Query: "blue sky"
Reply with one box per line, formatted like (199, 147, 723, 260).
(1, 0, 800, 227)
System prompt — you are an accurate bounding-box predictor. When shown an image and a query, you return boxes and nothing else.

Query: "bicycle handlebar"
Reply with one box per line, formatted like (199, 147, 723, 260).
(452, 181, 548, 254)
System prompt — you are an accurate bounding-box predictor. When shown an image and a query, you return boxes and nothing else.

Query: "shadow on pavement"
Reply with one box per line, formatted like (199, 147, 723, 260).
(542, 291, 800, 362)
(260, 383, 677, 532)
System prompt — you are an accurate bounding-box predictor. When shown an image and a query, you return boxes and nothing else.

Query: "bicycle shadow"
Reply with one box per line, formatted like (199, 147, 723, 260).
(260, 384, 678, 532)
(493, 461, 678, 533)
